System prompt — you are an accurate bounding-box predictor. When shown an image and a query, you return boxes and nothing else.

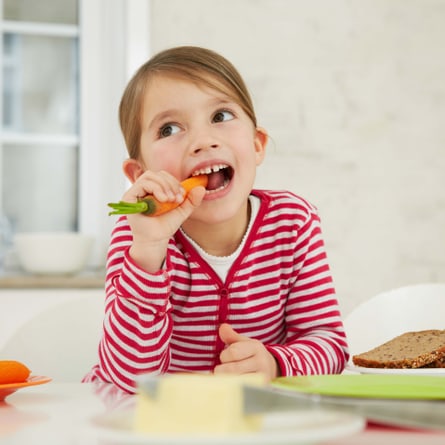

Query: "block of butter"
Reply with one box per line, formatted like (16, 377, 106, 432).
(134, 373, 266, 435)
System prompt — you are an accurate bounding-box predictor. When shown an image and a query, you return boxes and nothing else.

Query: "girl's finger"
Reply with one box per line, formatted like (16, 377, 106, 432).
(123, 171, 183, 203)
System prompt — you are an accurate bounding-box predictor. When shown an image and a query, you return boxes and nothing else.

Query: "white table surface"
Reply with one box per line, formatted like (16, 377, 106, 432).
(1, 382, 445, 445)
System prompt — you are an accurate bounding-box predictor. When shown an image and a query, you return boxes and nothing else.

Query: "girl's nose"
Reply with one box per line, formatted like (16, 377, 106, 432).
(190, 133, 220, 154)
(193, 142, 219, 154)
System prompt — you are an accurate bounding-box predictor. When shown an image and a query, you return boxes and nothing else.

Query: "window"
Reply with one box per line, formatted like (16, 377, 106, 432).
(1, 0, 150, 267)
(1, 0, 79, 233)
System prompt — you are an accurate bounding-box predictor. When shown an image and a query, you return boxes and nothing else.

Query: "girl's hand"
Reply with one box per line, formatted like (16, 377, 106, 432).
(214, 323, 279, 382)
(122, 170, 206, 272)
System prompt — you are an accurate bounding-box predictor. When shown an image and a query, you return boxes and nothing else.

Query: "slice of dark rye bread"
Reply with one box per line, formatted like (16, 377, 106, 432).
(352, 329, 445, 369)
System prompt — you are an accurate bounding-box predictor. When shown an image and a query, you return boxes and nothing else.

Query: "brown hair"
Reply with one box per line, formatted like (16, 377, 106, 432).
(119, 46, 257, 159)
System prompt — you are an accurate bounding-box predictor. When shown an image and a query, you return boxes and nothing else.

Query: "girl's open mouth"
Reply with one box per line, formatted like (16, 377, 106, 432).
(192, 164, 234, 194)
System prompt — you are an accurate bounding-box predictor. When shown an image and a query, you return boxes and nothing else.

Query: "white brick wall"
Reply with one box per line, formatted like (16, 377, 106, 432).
(149, 0, 445, 315)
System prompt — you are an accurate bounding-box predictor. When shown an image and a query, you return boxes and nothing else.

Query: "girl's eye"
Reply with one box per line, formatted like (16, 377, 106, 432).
(159, 123, 180, 138)
(212, 110, 235, 123)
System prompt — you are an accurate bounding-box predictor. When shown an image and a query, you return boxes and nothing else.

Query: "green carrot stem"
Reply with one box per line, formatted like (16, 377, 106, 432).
(107, 199, 156, 215)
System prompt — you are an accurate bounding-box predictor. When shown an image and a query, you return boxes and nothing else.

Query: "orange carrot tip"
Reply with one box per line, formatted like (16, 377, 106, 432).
(108, 175, 208, 217)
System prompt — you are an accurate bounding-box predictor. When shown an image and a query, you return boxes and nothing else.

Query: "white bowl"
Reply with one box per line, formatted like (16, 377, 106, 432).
(14, 232, 94, 275)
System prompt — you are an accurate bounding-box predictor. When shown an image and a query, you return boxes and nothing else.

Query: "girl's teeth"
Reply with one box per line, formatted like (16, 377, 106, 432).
(193, 164, 228, 176)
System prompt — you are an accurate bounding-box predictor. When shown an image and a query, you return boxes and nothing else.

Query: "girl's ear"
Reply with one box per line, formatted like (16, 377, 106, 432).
(122, 159, 145, 183)
(254, 127, 268, 166)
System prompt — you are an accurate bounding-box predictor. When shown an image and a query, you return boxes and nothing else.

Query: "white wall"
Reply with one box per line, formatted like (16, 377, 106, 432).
(147, 0, 445, 315)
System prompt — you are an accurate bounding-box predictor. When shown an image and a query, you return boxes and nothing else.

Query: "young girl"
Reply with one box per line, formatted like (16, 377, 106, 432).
(84, 46, 349, 393)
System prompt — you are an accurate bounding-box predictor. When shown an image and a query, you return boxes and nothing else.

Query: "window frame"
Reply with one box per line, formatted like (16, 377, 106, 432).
(79, 0, 151, 266)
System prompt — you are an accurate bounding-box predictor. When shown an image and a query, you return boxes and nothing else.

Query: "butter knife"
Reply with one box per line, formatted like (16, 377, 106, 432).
(243, 385, 445, 431)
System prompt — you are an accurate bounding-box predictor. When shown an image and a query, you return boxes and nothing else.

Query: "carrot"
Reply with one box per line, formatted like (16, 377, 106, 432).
(0, 360, 31, 384)
(108, 175, 208, 217)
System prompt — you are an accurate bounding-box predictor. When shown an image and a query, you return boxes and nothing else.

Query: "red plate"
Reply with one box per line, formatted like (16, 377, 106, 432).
(0, 375, 52, 402)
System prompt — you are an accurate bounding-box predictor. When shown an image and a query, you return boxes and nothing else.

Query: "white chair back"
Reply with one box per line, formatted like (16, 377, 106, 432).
(0, 289, 104, 382)
(343, 283, 445, 356)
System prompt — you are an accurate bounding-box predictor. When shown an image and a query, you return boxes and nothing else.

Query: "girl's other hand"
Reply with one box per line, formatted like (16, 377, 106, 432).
(214, 323, 279, 382)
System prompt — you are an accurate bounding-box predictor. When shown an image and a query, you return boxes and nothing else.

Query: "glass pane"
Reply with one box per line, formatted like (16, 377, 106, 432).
(2, 144, 78, 233)
(2, 33, 78, 134)
(3, 0, 77, 25)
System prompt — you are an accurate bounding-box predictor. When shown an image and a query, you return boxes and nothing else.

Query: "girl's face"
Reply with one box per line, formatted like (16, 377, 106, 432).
(133, 74, 267, 224)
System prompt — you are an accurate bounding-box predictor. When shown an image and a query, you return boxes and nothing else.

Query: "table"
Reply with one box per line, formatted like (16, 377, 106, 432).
(1, 382, 445, 445)
(0, 270, 105, 289)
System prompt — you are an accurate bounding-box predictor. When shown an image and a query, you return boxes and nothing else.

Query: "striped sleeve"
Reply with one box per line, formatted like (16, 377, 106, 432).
(260, 193, 349, 375)
(83, 217, 174, 393)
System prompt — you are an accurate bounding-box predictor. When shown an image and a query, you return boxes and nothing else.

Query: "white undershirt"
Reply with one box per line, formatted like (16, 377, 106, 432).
(181, 195, 260, 282)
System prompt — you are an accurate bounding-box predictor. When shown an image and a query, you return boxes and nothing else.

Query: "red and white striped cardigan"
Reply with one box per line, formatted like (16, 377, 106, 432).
(84, 189, 349, 392)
